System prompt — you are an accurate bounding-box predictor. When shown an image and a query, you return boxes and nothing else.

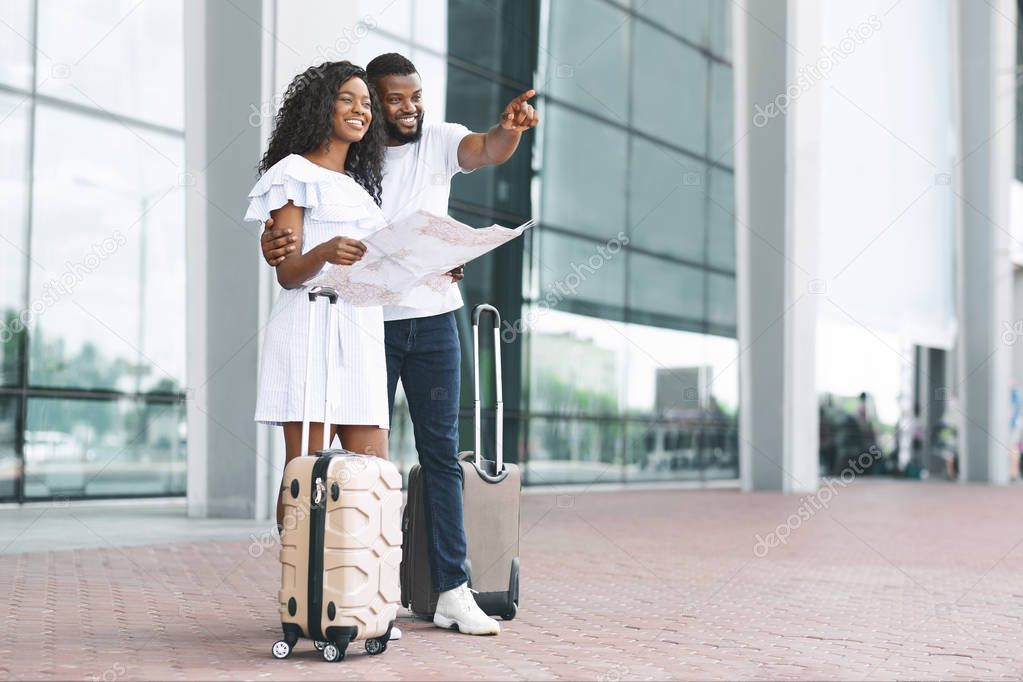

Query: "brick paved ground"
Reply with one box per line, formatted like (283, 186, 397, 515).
(2, 480, 1023, 680)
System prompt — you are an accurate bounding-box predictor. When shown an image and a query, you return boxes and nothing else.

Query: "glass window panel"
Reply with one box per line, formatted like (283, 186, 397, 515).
(413, 0, 447, 52)
(527, 306, 626, 416)
(0, 94, 31, 386)
(29, 105, 185, 392)
(706, 272, 736, 330)
(625, 421, 704, 481)
(632, 23, 708, 155)
(459, 412, 522, 465)
(628, 137, 706, 262)
(524, 416, 623, 485)
(709, 62, 733, 165)
(0, 396, 17, 501)
(450, 208, 497, 308)
(627, 253, 704, 322)
(619, 322, 739, 481)
(635, 0, 710, 46)
(624, 416, 737, 481)
(447, 0, 535, 86)
(23, 397, 185, 499)
(709, 0, 732, 60)
(620, 322, 738, 415)
(706, 169, 735, 271)
(538, 231, 627, 311)
(541, 103, 627, 238)
(36, 0, 184, 130)
(447, 65, 533, 218)
(546, 0, 630, 121)
(0, 0, 33, 89)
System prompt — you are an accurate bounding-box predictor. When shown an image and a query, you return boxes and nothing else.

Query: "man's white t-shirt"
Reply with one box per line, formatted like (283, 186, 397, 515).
(380, 121, 472, 322)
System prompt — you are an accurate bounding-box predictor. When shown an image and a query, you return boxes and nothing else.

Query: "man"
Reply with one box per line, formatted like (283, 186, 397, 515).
(260, 53, 538, 636)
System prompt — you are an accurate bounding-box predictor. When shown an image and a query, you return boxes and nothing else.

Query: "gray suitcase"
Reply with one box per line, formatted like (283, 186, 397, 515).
(400, 304, 521, 620)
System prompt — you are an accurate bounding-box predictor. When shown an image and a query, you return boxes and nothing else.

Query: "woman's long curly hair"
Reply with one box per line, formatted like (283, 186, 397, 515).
(258, 61, 385, 205)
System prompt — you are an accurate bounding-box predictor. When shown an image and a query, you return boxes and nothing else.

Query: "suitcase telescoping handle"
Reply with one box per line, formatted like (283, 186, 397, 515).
(301, 286, 339, 456)
(471, 304, 503, 472)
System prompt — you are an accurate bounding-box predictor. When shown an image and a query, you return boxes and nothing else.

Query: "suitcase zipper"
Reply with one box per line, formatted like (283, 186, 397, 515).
(307, 453, 332, 642)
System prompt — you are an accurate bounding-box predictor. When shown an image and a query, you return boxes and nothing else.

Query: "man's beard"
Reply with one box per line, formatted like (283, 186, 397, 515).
(385, 111, 425, 144)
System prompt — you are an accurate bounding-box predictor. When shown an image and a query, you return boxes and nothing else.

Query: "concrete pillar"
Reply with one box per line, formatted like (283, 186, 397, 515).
(184, 0, 267, 518)
(734, 0, 820, 493)
(183, 1, 387, 518)
(952, 0, 1016, 484)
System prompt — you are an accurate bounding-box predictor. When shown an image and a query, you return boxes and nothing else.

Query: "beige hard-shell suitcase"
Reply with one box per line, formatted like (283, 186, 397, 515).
(271, 286, 402, 663)
(400, 303, 521, 620)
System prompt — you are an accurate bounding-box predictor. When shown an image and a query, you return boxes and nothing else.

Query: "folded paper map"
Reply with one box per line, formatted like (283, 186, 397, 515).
(311, 210, 534, 307)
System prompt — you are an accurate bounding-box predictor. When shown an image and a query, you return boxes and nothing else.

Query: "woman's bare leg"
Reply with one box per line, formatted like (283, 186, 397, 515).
(337, 424, 389, 460)
(278, 421, 329, 531)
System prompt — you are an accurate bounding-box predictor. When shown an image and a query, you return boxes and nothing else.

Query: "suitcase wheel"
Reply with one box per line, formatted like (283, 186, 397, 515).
(313, 640, 328, 651)
(322, 642, 344, 662)
(365, 637, 387, 656)
(271, 640, 291, 659)
(502, 601, 518, 621)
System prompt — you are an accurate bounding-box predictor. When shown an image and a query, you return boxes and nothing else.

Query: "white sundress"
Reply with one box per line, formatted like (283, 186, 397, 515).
(245, 154, 389, 429)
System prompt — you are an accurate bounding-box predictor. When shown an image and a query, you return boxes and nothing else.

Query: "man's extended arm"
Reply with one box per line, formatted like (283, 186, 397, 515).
(456, 89, 540, 171)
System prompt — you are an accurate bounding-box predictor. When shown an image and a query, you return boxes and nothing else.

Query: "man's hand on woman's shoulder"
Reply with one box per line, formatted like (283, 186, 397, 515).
(261, 217, 297, 266)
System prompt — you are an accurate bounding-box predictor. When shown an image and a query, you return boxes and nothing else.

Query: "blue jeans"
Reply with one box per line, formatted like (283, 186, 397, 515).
(385, 312, 468, 593)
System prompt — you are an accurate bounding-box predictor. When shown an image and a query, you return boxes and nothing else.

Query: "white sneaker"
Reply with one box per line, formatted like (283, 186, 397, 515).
(389, 625, 402, 640)
(433, 583, 501, 635)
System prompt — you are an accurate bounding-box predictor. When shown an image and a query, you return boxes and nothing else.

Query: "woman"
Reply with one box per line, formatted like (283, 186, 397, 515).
(245, 61, 390, 533)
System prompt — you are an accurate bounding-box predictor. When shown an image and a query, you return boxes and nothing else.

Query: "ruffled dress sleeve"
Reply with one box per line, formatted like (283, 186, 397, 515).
(244, 154, 325, 224)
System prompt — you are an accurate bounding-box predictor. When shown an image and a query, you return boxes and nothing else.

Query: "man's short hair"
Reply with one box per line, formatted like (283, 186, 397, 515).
(366, 52, 418, 83)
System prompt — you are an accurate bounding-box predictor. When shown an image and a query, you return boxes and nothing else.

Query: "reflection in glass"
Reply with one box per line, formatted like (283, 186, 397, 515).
(619, 320, 739, 481)
(0, 94, 31, 386)
(537, 230, 627, 312)
(524, 416, 622, 485)
(546, 0, 630, 120)
(707, 273, 737, 331)
(709, 0, 732, 59)
(635, 0, 711, 47)
(541, 103, 628, 238)
(36, 0, 184, 130)
(0, 1, 33, 89)
(627, 252, 704, 324)
(632, 22, 708, 155)
(29, 104, 185, 393)
(709, 63, 734, 165)
(448, 0, 535, 86)
(23, 397, 185, 499)
(528, 316, 623, 416)
(706, 169, 736, 271)
(0, 397, 18, 500)
(628, 137, 706, 263)
(447, 64, 529, 218)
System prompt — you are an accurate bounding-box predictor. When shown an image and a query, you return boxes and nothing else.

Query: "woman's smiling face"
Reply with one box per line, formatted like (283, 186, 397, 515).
(332, 76, 373, 143)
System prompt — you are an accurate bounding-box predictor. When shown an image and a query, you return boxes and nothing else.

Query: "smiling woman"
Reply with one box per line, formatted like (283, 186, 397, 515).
(246, 61, 393, 534)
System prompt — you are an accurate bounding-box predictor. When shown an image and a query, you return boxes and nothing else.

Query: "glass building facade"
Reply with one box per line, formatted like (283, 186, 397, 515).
(439, 0, 740, 485)
(0, 0, 187, 502)
(1, 0, 737, 503)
